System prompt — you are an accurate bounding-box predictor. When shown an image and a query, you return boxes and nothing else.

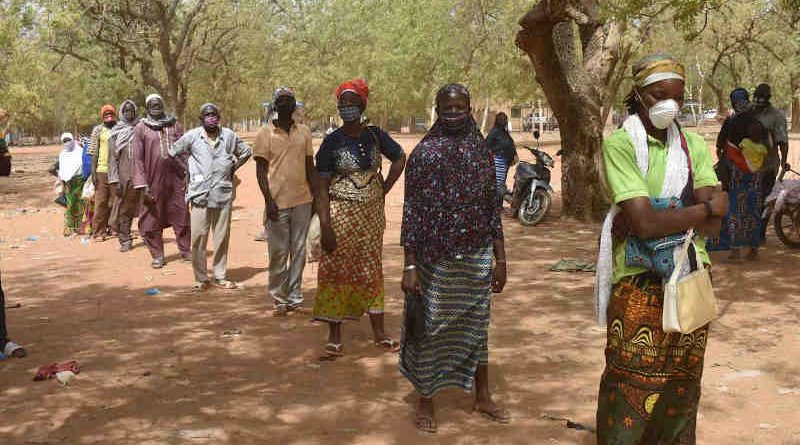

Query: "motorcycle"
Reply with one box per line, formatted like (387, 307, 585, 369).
(764, 167, 800, 248)
(504, 130, 555, 226)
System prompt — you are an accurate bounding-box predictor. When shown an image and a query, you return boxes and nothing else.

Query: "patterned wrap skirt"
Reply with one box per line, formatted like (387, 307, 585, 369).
(399, 245, 493, 398)
(313, 195, 385, 322)
(63, 176, 86, 234)
(708, 165, 764, 251)
(597, 273, 708, 445)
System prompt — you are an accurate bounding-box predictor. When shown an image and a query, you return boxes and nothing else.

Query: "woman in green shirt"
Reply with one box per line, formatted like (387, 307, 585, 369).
(594, 54, 728, 444)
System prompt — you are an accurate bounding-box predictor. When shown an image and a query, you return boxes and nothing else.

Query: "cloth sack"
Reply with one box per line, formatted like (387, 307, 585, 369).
(81, 180, 95, 200)
(306, 213, 321, 262)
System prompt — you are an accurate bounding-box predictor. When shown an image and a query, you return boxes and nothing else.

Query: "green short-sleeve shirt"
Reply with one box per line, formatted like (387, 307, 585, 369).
(603, 128, 720, 282)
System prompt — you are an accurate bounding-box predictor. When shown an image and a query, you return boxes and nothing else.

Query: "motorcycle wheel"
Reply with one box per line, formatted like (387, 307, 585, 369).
(774, 204, 800, 249)
(518, 189, 551, 226)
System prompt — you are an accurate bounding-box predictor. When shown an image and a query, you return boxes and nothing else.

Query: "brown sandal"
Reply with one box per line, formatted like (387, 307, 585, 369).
(415, 411, 437, 434)
(374, 338, 401, 353)
(474, 404, 511, 424)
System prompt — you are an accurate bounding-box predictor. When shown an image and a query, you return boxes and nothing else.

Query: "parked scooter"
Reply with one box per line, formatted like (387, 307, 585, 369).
(764, 166, 800, 248)
(504, 130, 555, 226)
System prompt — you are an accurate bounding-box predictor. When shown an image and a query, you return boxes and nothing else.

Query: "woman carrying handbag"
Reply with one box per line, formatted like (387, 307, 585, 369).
(593, 54, 728, 444)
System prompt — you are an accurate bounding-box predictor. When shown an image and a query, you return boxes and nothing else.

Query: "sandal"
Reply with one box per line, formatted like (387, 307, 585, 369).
(214, 279, 238, 290)
(272, 305, 289, 317)
(3, 341, 26, 358)
(474, 403, 511, 424)
(374, 338, 401, 353)
(192, 281, 209, 292)
(415, 411, 438, 434)
(324, 343, 343, 356)
(151, 257, 165, 269)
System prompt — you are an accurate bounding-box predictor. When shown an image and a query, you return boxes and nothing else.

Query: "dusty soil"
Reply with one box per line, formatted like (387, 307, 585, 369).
(1, 131, 799, 445)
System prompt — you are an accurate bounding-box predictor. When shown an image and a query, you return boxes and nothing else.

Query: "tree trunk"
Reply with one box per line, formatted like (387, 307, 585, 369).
(707, 80, 728, 117)
(517, 1, 625, 221)
(561, 124, 607, 219)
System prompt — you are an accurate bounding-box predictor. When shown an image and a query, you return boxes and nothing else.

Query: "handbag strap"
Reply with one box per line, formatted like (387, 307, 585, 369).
(668, 227, 696, 286)
(677, 127, 696, 206)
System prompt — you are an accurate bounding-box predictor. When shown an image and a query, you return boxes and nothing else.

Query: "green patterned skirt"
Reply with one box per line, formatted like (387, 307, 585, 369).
(597, 273, 708, 445)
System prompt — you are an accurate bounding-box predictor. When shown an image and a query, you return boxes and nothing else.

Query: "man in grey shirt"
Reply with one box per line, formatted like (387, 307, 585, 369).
(170, 103, 252, 290)
(753, 84, 790, 240)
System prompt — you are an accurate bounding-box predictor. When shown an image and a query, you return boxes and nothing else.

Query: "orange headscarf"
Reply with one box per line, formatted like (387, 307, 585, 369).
(335, 79, 369, 106)
(100, 104, 117, 119)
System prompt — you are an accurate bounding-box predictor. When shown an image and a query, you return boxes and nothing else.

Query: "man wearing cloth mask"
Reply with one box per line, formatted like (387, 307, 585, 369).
(169, 103, 252, 290)
(753, 83, 790, 240)
(253, 87, 317, 315)
(89, 104, 118, 240)
(108, 100, 140, 252)
(132, 93, 190, 269)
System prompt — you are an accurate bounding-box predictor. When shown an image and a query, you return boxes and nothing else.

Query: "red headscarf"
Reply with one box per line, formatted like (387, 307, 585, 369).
(100, 104, 116, 120)
(335, 79, 369, 106)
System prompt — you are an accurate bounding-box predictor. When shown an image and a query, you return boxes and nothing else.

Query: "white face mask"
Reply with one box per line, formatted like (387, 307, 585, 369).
(646, 99, 679, 130)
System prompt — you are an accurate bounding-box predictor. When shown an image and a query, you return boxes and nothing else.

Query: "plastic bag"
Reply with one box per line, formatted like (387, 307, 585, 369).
(81, 180, 95, 200)
(306, 214, 321, 262)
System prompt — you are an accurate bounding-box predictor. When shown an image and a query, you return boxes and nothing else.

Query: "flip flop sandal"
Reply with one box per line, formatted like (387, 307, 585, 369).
(474, 404, 511, 424)
(3, 341, 26, 358)
(192, 281, 209, 292)
(415, 412, 438, 434)
(151, 258, 165, 269)
(214, 279, 239, 290)
(324, 343, 343, 357)
(375, 338, 401, 353)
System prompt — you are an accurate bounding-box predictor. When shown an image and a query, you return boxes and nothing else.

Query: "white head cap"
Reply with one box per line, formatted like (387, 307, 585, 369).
(60, 132, 74, 143)
(145, 94, 163, 106)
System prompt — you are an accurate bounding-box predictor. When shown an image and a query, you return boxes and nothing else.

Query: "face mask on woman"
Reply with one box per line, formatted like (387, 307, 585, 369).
(338, 105, 361, 123)
(439, 111, 469, 133)
(639, 93, 680, 130)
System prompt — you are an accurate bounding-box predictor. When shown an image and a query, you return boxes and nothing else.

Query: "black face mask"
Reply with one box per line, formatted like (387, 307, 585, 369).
(275, 101, 296, 117)
(439, 111, 469, 133)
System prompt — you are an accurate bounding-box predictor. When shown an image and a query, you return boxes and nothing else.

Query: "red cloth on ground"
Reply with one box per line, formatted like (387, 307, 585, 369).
(34, 360, 80, 381)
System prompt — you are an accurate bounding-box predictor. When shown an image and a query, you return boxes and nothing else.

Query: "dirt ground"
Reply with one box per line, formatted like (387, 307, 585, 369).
(1, 130, 799, 445)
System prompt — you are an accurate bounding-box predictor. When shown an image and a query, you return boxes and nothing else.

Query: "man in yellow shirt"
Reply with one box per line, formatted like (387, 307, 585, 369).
(253, 87, 317, 315)
(89, 104, 118, 240)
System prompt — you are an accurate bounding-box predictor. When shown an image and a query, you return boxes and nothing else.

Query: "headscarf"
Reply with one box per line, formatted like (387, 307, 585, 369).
(401, 84, 502, 264)
(273, 86, 295, 102)
(100, 104, 116, 119)
(633, 54, 686, 88)
(754, 83, 771, 100)
(335, 79, 369, 106)
(730, 88, 749, 105)
(110, 100, 139, 158)
(142, 93, 177, 130)
(59, 132, 83, 181)
(435, 83, 471, 108)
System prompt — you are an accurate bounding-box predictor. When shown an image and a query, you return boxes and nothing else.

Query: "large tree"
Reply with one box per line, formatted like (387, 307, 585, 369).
(516, 0, 723, 220)
(516, 1, 634, 220)
(43, 0, 247, 121)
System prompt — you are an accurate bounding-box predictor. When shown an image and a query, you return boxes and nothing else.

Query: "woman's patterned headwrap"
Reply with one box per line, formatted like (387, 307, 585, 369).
(633, 54, 685, 87)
